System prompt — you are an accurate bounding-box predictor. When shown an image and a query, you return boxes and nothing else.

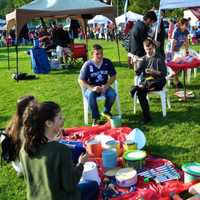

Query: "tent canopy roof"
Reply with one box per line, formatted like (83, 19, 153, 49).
(115, 11, 143, 24)
(6, 0, 114, 38)
(20, 0, 111, 11)
(88, 15, 112, 24)
(160, 0, 200, 10)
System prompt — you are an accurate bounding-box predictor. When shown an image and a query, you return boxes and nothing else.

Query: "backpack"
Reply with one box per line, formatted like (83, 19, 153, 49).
(0, 128, 14, 163)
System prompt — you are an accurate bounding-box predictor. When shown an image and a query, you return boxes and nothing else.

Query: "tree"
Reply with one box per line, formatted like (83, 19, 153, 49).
(0, 0, 32, 17)
(128, 0, 160, 14)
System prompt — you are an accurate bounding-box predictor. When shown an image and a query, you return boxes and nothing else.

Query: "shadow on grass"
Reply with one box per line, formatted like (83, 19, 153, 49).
(112, 61, 130, 68)
(185, 84, 200, 90)
(0, 116, 11, 128)
(146, 144, 188, 161)
(121, 104, 200, 128)
(50, 68, 81, 75)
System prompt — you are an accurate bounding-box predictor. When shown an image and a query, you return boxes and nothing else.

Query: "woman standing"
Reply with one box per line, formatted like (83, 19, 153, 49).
(170, 18, 189, 88)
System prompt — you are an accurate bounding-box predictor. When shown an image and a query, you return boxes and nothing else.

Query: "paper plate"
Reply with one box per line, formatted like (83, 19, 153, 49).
(126, 128, 146, 149)
(175, 91, 195, 98)
(94, 135, 114, 148)
(83, 161, 97, 172)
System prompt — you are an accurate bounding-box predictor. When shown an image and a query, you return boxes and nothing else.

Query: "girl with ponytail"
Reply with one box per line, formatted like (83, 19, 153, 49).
(20, 101, 90, 200)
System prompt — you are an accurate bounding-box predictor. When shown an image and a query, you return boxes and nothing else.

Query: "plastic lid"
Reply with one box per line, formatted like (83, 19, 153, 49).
(123, 150, 147, 161)
(115, 168, 137, 181)
(104, 167, 121, 177)
(182, 163, 200, 176)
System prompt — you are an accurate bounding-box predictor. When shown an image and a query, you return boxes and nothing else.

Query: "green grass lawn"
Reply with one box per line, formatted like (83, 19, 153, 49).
(0, 40, 200, 199)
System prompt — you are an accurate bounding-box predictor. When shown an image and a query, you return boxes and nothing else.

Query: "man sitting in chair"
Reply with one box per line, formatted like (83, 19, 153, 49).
(130, 38, 167, 123)
(79, 44, 117, 126)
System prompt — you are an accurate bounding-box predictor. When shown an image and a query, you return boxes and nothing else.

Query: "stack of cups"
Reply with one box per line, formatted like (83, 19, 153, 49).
(102, 149, 117, 169)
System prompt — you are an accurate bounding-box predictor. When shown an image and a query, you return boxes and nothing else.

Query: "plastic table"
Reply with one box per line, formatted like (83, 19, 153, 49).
(167, 59, 200, 101)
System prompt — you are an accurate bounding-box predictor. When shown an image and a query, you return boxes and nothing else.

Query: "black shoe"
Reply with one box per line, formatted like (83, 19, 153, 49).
(143, 116, 152, 124)
(176, 82, 184, 89)
(101, 111, 112, 120)
(92, 119, 101, 126)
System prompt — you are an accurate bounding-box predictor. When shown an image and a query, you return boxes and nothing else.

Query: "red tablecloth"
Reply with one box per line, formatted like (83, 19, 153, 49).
(61, 123, 197, 200)
(167, 59, 200, 71)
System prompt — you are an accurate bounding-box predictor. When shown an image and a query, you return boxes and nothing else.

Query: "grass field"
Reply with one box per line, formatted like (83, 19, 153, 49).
(0, 40, 200, 199)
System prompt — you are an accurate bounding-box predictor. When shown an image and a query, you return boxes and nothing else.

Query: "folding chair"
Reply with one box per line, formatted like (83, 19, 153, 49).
(79, 80, 121, 125)
(133, 76, 171, 117)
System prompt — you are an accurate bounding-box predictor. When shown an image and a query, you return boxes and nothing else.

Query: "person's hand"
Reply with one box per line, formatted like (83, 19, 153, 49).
(132, 55, 139, 63)
(78, 153, 88, 165)
(101, 84, 109, 94)
(92, 86, 102, 93)
(145, 68, 151, 74)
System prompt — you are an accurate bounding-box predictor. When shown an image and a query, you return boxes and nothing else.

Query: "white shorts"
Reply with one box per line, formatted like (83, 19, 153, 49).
(56, 45, 72, 58)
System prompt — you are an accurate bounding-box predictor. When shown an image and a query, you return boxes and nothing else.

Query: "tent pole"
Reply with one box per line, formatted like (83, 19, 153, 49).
(16, 40, 19, 82)
(114, 22, 121, 65)
(155, 9, 161, 41)
(7, 45, 10, 70)
(83, 19, 88, 48)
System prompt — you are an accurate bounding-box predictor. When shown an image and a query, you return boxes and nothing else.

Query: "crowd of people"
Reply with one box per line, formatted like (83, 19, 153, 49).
(87, 21, 115, 41)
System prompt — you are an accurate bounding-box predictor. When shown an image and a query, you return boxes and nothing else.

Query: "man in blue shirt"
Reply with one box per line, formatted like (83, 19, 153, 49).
(79, 44, 117, 125)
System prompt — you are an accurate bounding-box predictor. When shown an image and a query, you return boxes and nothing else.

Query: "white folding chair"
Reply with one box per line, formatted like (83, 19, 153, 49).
(181, 49, 199, 83)
(80, 80, 121, 125)
(133, 76, 171, 117)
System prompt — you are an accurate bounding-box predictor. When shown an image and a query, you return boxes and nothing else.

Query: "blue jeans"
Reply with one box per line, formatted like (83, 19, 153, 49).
(78, 180, 99, 200)
(84, 87, 116, 120)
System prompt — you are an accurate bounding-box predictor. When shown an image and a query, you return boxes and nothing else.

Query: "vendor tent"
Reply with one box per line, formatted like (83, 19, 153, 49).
(155, 0, 200, 39)
(0, 19, 5, 24)
(6, 0, 114, 39)
(115, 11, 143, 25)
(5, 0, 116, 81)
(184, 10, 199, 26)
(159, 0, 200, 9)
(88, 15, 112, 24)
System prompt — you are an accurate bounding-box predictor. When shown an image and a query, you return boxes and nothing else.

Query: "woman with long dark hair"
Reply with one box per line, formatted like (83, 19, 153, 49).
(6, 95, 36, 173)
(20, 101, 93, 200)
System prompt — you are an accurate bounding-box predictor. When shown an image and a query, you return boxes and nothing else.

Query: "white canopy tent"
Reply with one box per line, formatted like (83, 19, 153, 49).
(115, 11, 143, 25)
(88, 15, 112, 25)
(0, 19, 6, 24)
(184, 10, 199, 26)
(0, 19, 6, 31)
(5, 0, 117, 81)
(159, 0, 200, 10)
(155, 0, 200, 39)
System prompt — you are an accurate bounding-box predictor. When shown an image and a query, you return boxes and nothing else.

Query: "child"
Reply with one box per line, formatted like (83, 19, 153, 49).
(130, 38, 167, 123)
(6, 95, 36, 174)
(20, 101, 98, 200)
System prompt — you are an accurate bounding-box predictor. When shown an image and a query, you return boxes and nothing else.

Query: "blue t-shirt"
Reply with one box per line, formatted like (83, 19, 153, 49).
(172, 28, 189, 51)
(79, 58, 116, 86)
